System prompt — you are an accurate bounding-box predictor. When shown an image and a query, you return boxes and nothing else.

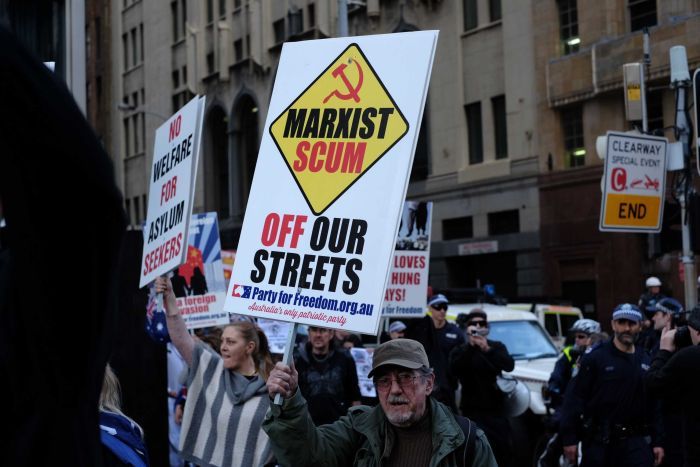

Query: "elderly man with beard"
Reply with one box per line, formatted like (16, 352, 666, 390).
(560, 304, 663, 467)
(263, 339, 497, 467)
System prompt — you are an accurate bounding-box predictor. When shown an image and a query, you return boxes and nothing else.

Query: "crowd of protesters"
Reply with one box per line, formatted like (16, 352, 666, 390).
(94, 274, 700, 467)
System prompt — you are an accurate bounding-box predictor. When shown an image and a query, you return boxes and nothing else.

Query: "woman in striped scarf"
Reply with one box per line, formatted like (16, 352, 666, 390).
(155, 277, 275, 467)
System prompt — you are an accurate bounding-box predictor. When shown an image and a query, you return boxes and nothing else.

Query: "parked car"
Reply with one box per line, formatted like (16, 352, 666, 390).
(508, 303, 584, 349)
(446, 303, 559, 466)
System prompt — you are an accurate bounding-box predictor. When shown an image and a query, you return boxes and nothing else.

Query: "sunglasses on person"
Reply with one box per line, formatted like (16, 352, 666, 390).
(432, 304, 448, 311)
(468, 320, 487, 328)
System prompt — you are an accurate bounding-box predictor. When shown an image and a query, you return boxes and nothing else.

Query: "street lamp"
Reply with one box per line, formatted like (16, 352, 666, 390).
(117, 102, 169, 122)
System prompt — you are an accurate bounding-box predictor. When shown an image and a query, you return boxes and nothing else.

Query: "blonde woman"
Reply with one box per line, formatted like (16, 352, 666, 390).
(99, 364, 149, 467)
(154, 277, 274, 467)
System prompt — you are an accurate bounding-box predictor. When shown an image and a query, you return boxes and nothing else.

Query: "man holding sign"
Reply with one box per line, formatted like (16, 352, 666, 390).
(264, 339, 497, 466)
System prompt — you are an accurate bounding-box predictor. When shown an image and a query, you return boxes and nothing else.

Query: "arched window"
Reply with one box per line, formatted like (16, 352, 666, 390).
(230, 93, 259, 217)
(203, 105, 230, 217)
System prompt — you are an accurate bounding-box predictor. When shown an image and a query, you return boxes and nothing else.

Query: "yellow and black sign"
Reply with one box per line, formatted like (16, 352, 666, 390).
(269, 43, 409, 215)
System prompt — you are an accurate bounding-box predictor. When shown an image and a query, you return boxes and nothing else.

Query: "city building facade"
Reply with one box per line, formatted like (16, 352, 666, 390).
(105, 0, 700, 321)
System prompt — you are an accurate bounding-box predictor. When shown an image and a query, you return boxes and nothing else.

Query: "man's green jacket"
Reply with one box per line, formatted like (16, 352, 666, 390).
(263, 390, 497, 467)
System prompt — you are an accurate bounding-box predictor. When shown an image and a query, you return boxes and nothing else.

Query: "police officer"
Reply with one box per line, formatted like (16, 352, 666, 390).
(560, 304, 663, 467)
(538, 319, 601, 467)
(639, 277, 664, 312)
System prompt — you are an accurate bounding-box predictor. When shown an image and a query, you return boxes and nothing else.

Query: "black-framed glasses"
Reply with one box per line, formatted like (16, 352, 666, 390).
(468, 320, 487, 328)
(432, 304, 448, 311)
(374, 372, 418, 392)
(574, 333, 589, 340)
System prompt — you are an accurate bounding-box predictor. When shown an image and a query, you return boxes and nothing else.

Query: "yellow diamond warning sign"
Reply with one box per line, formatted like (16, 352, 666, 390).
(269, 43, 409, 215)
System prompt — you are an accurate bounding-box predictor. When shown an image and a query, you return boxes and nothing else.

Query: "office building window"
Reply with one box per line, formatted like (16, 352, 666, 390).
(234, 38, 243, 62)
(629, 0, 657, 32)
(140, 24, 144, 62)
(219, 0, 226, 18)
(463, 0, 477, 31)
(172, 69, 179, 88)
(308, 3, 315, 28)
(206, 51, 215, 74)
(466, 102, 483, 165)
(207, 0, 214, 23)
(273, 18, 285, 44)
(562, 106, 585, 168)
(234, 0, 241, 8)
(130, 28, 138, 65)
(123, 117, 131, 157)
(245, 34, 250, 57)
(489, 0, 501, 22)
(488, 210, 519, 235)
(558, 0, 579, 55)
(443, 216, 474, 240)
(122, 33, 128, 69)
(492, 95, 508, 159)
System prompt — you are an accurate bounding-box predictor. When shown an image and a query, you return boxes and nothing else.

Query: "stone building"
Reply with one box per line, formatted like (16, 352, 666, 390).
(107, 0, 700, 319)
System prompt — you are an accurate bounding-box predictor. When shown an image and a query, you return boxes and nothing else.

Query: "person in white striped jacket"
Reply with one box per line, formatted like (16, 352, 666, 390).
(155, 277, 275, 467)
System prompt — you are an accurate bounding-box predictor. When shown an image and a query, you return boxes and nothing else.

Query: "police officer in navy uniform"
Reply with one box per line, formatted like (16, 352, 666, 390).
(560, 304, 664, 467)
(538, 319, 601, 467)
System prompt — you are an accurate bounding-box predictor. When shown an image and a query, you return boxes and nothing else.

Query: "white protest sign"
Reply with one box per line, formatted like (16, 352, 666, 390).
(382, 201, 432, 317)
(350, 347, 376, 398)
(175, 212, 229, 329)
(223, 32, 438, 335)
(599, 131, 667, 233)
(257, 318, 293, 354)
(140, 96, 206, 287)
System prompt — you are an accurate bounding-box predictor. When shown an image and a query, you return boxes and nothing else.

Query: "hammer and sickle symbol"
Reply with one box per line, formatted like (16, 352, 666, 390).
(322, 59, 364, 104)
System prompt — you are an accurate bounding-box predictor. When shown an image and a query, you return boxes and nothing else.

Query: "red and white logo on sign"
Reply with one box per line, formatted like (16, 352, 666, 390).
(611, 168, 627, 192)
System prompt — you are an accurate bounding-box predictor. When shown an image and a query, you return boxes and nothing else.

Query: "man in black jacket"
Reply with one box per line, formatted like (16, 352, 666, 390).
(645, 308, 700, 466)
(449, 308, 515, 467)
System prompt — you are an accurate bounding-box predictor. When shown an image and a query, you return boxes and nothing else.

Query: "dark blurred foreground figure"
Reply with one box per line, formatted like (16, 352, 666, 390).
(264, 338, 498, 466)
(0, 24, 126, 466)
(645, 308, 700, 466)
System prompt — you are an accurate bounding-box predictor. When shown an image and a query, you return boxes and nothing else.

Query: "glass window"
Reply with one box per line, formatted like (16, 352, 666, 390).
(562, 106, 585, 168)
(557, 0, 579, 55)
(488, 321, 558, 360)
(308, 3, 315, 28)
(629, 0, 657, 32)
(489, 0, 501, 22)
(234, 38, 243, 62)
(207, 0, 214, 23)
(463, 0, 477, 31)
(544, 314, 559, 337)
(443, 216, 474, 240)
(466, 102, 483, 164)
(492, 95, 508, 159)
(488, 209, 519, 235)
(273, 18, 285, 44)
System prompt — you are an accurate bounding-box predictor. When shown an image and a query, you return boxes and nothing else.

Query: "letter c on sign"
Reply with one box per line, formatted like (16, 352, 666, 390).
(611, 168, 626, 192)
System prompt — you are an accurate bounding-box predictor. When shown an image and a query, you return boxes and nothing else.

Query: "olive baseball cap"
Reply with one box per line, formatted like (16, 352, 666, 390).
(367, 338, 430, 378)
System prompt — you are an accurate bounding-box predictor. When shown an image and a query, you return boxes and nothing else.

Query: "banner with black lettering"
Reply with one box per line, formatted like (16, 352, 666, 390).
(224, 32, 438, 335)
(382, 201, 432, 317)
(140, 96, 206, 287)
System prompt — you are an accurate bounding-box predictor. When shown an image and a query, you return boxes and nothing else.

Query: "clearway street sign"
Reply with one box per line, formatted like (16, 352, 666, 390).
(600, 131, 667, 233)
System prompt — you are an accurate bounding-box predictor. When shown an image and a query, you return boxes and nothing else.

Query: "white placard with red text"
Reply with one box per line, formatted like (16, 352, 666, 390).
(382, 201, 432, 317)
(223, 32, 438, 335)
(140, 96, 206, 287)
